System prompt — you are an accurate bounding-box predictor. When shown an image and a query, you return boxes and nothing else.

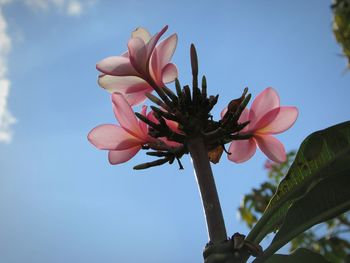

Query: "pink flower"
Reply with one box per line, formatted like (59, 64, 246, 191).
(223, 87, 298, 163)
(96, 26, 178, 106)
(88, 93, 156, 164)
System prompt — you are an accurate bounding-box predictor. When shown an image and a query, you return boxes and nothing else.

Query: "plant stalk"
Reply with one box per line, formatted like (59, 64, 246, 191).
(187, 136, 227, 243)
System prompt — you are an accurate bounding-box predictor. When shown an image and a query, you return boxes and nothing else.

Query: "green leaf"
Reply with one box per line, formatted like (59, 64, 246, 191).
(246, 121, 350, 244)
(332, 0, 350, 67)
(261, 170, 350, 259)
(258, 248, 330, 263)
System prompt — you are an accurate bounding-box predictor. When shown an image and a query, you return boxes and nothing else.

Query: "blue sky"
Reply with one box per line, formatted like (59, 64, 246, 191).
(0, 0, 349, 262)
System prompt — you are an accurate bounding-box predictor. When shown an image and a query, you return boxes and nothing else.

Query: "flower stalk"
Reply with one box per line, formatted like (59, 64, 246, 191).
(187, 136, 227, 243)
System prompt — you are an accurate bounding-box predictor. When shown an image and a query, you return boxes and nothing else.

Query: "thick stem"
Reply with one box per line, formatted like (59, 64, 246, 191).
(187, 136, 227, 243)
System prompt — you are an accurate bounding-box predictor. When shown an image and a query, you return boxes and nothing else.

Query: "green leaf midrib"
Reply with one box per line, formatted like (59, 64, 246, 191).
(246, 122, 350, 244)
(273, 122, 350, 202)
(260, 170, 350, 260)
(247, 148, 350, 244)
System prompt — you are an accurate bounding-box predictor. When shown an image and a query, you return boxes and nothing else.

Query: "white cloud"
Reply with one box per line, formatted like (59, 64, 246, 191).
(0, 0, 96, 143)
(67, 1, 82, 16)
(0, 8, 16, 143)
(0, 0, 13, 5)
(0, 79, 16, 143)
(24, 0, 95, 16)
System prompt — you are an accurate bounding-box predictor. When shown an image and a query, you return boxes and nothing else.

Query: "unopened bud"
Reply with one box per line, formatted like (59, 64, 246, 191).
(227, 97, 244, 113)
(227, 87, 248, 113)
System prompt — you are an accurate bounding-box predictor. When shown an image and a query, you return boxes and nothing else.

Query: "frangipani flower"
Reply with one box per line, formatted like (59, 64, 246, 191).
(224, 87, 298, 163)
(88, 93, 156, 164)
(97, 25, 178, 106)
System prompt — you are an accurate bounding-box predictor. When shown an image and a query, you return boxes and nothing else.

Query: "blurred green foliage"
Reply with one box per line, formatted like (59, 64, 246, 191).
(239, 151, 350, 263)
(332, 0, 350, 67)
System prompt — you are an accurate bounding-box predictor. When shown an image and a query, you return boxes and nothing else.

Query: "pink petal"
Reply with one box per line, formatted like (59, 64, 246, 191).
(122, 90, 151, 106)
(96, 56, 139, 76)
(131, 27, 151, 43)
(128, 26, 168, 75)
(253, 107, 280, 131)
(238, 107, 251, 133)
(146, 111, 157, 123)
(113, 137, 145, 150)
(165, 119, 181, 133)
(162, 63, 178, 84)
(221, 107, 227, 119)
(258, 106, 298, 134)
(128, 37, 147, 74)
(150, 34, 178, 85)
(148, 47, 161, 85)
(227, 138, 257, 163)
(98, 75, 150, 92)
(250, 88, 280, 127)
(98, 75, 152, 106)
(108, 146, 141, 165)
(112, 93, 145, 138)
(156, 34, 177, 68)
(238, 107, 250, 123)
(88, 124, 136, 150)
(255, 135, 286, 163)
(145, 25, 168, 60)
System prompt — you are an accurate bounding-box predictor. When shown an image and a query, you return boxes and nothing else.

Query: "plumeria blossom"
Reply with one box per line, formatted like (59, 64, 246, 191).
(96, 25, 178, 106)
(223, 87, 298, 163)
(88, 93, 157, 164)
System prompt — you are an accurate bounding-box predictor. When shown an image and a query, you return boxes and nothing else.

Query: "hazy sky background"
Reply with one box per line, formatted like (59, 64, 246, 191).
(0, 0, 349, 262)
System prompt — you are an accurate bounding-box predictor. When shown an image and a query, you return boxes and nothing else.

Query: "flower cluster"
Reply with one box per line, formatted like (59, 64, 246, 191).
(88, 26, 298, 169)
